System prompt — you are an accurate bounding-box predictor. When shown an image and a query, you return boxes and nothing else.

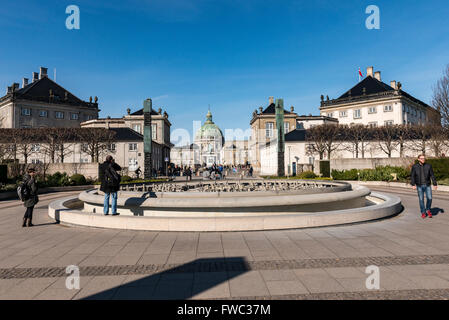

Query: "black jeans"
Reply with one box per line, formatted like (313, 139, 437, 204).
(24, 206, 34, 219)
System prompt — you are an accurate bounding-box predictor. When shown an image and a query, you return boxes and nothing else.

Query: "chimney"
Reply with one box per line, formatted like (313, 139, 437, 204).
(390, 80, 397, 89)
(367, 66, 374, 77)
(6, 86, 12, 94)
(32, 72, 39, 82)
(374, 71, 381, 81)
(22, 78, 29, 88)
(39, 67, 48, 79)
(12, 83, 19, 91)
(290, 106, 294, 112)
(269, 96, 274, 104)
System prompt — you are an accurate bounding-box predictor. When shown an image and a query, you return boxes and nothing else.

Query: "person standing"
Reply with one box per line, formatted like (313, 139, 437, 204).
(186, 167, 192, 181)
(22, 168, 39, 227)
(410, 154, 437, 219)
(100, 155, 122, 216)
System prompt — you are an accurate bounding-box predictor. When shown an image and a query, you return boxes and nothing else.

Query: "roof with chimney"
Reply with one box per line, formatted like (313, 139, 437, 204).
(320, 73, 435, 112)
(261, 103, 293, 115)
(0, 76, 97, 108)
(338, 76, 394, 99)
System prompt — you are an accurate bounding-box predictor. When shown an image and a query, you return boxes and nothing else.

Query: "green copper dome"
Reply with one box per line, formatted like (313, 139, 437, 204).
(195, 110, 225, 144)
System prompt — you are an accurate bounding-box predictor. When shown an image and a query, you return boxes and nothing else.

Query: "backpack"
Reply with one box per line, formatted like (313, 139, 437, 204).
(105, 164, 121, 187)
(17, 181, 30, 201)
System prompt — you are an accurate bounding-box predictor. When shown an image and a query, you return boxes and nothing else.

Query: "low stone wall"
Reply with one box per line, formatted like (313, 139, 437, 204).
(45, 163, 99, 179)
(6, 162, 100, 180)
(328, 158, 415, 172)
(0, 185, 96, 201)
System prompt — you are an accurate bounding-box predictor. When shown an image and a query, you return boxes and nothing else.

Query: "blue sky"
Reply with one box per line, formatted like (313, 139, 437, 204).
(1, 0, 449, 141)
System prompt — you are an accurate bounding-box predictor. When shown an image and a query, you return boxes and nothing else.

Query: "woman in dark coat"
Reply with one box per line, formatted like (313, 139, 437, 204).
(22, 168, 39, 227)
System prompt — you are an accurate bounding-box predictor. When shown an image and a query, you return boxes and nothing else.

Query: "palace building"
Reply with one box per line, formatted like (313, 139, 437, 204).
(319, 66, 440, 127)
(0, 66, 99, 128)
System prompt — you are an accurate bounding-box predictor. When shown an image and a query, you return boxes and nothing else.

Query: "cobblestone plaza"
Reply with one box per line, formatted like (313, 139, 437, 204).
(1, 186, 448, 300)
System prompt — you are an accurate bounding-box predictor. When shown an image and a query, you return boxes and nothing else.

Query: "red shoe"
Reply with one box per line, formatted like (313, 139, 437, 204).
(427, 210, 432, 218)
(421, 213, 427, 219)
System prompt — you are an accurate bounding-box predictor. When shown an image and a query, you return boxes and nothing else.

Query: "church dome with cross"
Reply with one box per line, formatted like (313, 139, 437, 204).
(194, 110, 225, 166)
(194, 110, 225, 145)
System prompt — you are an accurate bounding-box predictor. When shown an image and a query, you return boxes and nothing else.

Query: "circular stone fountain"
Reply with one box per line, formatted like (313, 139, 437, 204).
(48, 179, 402, 231)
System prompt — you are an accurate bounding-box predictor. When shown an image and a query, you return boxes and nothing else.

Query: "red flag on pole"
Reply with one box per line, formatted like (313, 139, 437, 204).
(358, 68, 363, 78)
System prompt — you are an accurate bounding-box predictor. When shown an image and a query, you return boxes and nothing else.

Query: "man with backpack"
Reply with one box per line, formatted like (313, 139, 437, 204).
(20, 167, 39, 227)
(99, 155, 122, 216)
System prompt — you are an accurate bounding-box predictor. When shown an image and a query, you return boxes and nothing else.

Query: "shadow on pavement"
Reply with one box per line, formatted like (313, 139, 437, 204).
(430, 207, 444, 216)
(82, 257, 249, 300)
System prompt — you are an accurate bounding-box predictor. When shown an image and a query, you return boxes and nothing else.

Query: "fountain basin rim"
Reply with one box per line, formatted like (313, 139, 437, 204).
(79, 185, 371, 208)
(49, 191, 402, 231)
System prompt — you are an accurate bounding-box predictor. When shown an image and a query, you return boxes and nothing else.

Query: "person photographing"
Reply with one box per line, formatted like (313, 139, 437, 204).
(100, 155, 122, 215)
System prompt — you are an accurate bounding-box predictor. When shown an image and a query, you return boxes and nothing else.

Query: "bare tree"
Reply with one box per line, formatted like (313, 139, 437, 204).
(395, 124, 412, 157)
(432, 64, 449, 127)
(409, 125, 432, 156)
(374, 125, 398, 158)
(429, 126, 448, 157)
(306, 126, 327, 160)
(0, 129, 12, 163)
(76, 128, 117, 163)
(342, 124, 373, 158)
(307, 124, 342, 160)
(56, 128, 77, 163)
(14, 129, 39, 164)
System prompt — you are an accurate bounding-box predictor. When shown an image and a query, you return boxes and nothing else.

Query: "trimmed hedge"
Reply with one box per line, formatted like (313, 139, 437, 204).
(70, 174, 87, 186)
(297, 171, 317, 179)
(332, 166, 410, 182)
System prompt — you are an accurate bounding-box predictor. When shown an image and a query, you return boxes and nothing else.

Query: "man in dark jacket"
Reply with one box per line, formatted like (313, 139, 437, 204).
(410, 154, 437, 219)
(22, 167, 39, 227)
(99, 155, 122, 215)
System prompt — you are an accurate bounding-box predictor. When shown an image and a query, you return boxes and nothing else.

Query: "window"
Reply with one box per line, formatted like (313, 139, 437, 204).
(368, 106, 377, 114)
(384, 105, 393, 112)
(86, 115, 95, 121)
(31, 144, 40, 152)
(31, 159, 41, 164)
(22, 108, 31, 116)
(284, 122, 290, 133)
(266, 122, 274, 138)
(339, 111, 347, 118)
(151, 123, 157, 139)
(353, 109, 361, 119)
(384, 120, 394, 126)
(39, 110, 48, 117)
(128, 158, 138, 170)
(368, 122, 378, 128)
(108, 144, 116, 151)
(70, 113, 79, 120)
(129, 143, 137, 151)
(132, 124, 142, 134)
(327, 113, 333, 118)
(55, 111, 64, 119)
